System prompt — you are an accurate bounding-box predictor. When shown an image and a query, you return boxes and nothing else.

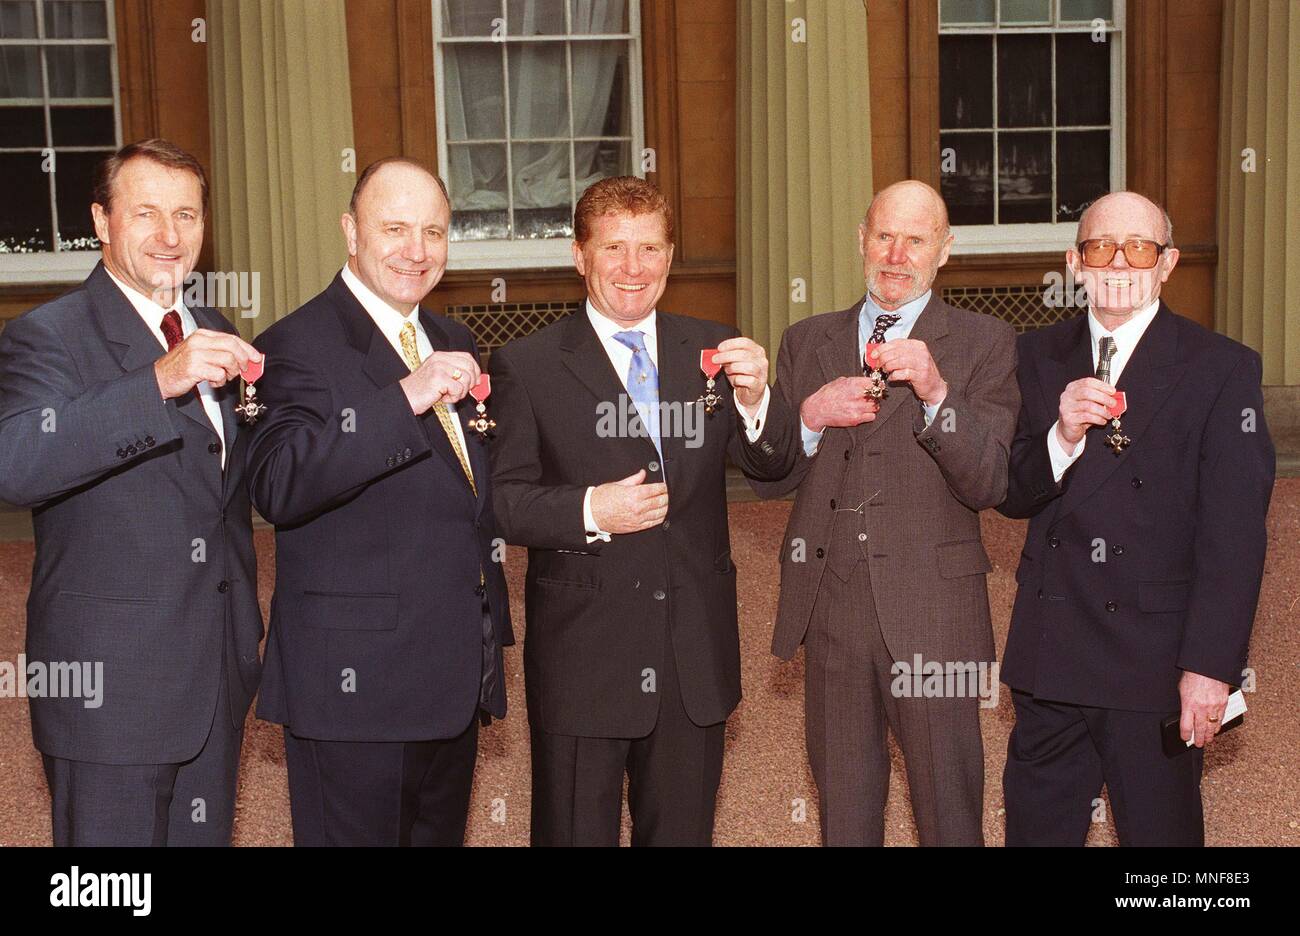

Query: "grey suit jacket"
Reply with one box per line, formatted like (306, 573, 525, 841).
(753, 294, 1019, 665)
(0, 262, 263, 764)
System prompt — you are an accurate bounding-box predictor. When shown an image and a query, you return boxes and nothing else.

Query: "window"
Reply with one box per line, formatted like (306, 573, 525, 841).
(433, 0, 644, 270)
(0, 0, 121, 282)
(938, 0, 1123, 254)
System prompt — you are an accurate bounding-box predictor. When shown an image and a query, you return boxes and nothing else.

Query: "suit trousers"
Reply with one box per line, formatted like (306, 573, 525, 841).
(1003, 689, 1205, 846)
(42, 638, 244, 847)
(804, 562, 985, 846)
(529, 634, 725, 846)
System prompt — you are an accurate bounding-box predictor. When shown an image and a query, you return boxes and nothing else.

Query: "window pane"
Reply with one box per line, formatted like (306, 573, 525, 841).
(997, 34, 1051, 128)
(0, 152, 52, 252)
(507, 0, 564, 36)
(998, 132, 1051, 223)
(575, 139, 629, 198)
(939, 0, 994, 25)
(1055, 33, 1108, 126)
(50, 103, 114, 144)
(447, 143, 508, 240)
(0, 104, 46, 145)
(46, 44, 112, 97)
(0, 45, 42, 97)
(511, 141, 571, 237)
(508, 43, 568, 139)
(574, 40, 627, 137)
(570, 0, 625, 34)
(940, 132, 994, 225)
(940, 35, 992, 129)
(443, 44, 505, 140)
(0, 1, 38, 38)
(1060, 0, 1113, 22)
(441, 0, 502, 37)
(1057, 129, 1109, 222)
(43, 0, 109, 38)
(54, 149, 100, 249)
(999, 0, 1050, 24)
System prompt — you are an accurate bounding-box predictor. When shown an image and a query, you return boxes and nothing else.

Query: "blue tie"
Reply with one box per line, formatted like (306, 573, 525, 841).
(612, 330, 661, 456)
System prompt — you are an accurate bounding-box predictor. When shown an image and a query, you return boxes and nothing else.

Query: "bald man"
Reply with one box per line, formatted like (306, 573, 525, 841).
(998, 192, 1274, 845)
(245, 158, 512, 845)
(753, 181, 1019, 845)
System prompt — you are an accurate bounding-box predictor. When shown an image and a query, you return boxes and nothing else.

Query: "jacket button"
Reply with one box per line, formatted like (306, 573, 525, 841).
(1048, 536, 1060, 548)
(126, 444, 137, 456)
(830, 499, 836, 510)
(1105, 600, 1118, 612)
(815, 547, 825, 559)
(662, 519, 671, 530)
(208, 441, 221, 455)
(116, 448, 127, 458)
(144, 435, 155, 447)
(1037, 589, 1044, 599)
(404, 447, 412, 458)
(217, 580, 229, 594)
(857, 532, 867, 542)
(844, 449, 851, 460)
(474, 583, 485, 597)
(761, 442, 774, 455)
(1112, 544, 1124, 556)
(1131, 477, 1142, 489)
(653, 589, 666, 600)
(386, 456, 396, 467)
(648, 460, 659, 472)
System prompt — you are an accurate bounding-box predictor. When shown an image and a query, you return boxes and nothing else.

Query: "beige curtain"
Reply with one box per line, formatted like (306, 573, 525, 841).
(206, 0, 355, 337)
(737, 0, 874, 360)
(1215, 0, 1300, 385)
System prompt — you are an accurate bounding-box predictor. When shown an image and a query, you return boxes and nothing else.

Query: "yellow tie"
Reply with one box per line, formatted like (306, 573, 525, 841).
(399, 321, 476, 495)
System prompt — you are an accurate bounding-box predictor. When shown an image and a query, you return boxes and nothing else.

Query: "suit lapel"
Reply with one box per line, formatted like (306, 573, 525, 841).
(655, 312, 696, 493)
(1054, 305, 1184, 522)
(814, 303, 862, 388)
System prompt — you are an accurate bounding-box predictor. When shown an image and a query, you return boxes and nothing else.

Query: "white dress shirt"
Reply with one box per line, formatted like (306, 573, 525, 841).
(582, 300, 771, 541)
(341, 263, 472, 463)
(800, 290, 944, 457)
(1046, 299, 1160, 482)
(105, 266, 227, 467)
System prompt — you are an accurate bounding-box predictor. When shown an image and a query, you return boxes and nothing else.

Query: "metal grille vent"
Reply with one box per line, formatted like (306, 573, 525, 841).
(443, 300, 581, 357)
(941, 284, 1083, 333)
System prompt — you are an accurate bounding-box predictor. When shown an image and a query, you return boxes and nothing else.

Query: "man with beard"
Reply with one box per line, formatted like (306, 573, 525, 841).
(998, 192, 1274, 845)
(752, 180, 1019, 845)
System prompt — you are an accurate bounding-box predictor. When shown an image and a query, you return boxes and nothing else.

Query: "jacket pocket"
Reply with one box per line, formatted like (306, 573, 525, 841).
(936, 539, 993, 579)
(1138, 581, 1191, 614)
(298, 591, 399, 630)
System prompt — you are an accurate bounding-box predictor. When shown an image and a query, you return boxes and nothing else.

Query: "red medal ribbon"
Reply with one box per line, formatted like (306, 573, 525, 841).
(865, 342, 884, 368)
(700, 349, 722, 379)
(240, 356, 265, 384)
(1107, 391, 1127, 419)
(469, 373, 491, 403)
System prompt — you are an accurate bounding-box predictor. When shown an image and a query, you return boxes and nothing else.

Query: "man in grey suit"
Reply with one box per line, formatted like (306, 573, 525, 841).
(754, 180, 1019, 845)
(0, 139, 264, 845)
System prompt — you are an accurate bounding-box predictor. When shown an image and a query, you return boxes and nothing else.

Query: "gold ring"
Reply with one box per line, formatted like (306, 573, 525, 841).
(450, 369, 462, 380)
(1208, 715, 1220, 722)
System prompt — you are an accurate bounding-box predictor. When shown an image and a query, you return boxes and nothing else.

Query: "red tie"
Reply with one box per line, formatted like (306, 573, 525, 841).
(160, 310, 184, 350)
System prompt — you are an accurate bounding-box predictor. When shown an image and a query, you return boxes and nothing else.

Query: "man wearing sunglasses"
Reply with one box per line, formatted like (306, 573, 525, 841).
(998, 191, 1275, 845)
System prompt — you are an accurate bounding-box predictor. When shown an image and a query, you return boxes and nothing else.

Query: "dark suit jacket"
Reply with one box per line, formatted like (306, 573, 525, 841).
(0, 262, 262, 765)
(245, 273, 512, 743)
(488, 309, 797, 738)
(998, 303, 1274, 712)
(753, 294, 1020, 665)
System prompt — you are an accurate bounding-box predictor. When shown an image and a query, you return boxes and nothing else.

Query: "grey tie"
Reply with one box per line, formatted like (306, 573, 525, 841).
(1096, 336, 1117, 384)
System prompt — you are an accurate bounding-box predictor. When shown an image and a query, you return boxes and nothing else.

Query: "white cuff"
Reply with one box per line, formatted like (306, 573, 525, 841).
(921, 395, 944, 428)
(583, 486, 612, 544)
(800, 418, 824, 458)
(1046, 419, 1085, 483)
(739, 385, 771, 442)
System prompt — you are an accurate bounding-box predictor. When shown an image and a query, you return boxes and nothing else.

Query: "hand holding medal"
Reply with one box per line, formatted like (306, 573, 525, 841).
(707, 336, 770, 415)
(236, 355, 267, 424)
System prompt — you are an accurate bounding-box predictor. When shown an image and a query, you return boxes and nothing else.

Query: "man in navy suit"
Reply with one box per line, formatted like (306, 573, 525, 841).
(0, 139, 264, 845)
(246, 158, 511, 846)
(999, 191, 1274, 845)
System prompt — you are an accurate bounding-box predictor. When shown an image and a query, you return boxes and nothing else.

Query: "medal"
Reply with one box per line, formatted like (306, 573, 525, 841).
(235, 356, 267, 424)
(1103, 390, 1129, 454)
(468, 373, 495, 438)
(699, 349, 725, 414)
(863, 343, 888, 399)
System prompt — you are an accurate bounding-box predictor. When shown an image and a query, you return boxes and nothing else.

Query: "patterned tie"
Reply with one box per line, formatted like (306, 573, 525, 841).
(612, 330, 661, 456)
(1096, 335, 1117, 384)
(399, 321, 476, 495)
(864, 312, 901, 372)
(159, 310, 184, 350)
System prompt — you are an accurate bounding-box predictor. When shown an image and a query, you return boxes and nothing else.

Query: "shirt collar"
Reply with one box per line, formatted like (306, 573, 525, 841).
(861, 289, 932, 336)
(341, 262, 422, 342)
(104, 265, 186, 335)
(1087, 299, 1160, 354)
(585, 298, 657, 345)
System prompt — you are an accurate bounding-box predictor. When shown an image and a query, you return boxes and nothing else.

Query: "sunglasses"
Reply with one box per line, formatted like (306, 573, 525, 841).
(1076, 238, 1169, 270)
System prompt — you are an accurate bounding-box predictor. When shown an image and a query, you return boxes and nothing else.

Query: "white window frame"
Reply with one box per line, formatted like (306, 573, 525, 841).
(431, 0, 645, 270)
(938, 0, 1125, 256)
(0, 0, 122, 284)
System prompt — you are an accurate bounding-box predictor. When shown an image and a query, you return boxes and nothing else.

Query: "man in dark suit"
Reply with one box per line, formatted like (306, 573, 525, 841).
(753, 180, 1019, 846)
(0, 139, 264, 846)
(998, 191, 1274, 846)
(489, 176, 796, 846)
(245, 157, 511, 846)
